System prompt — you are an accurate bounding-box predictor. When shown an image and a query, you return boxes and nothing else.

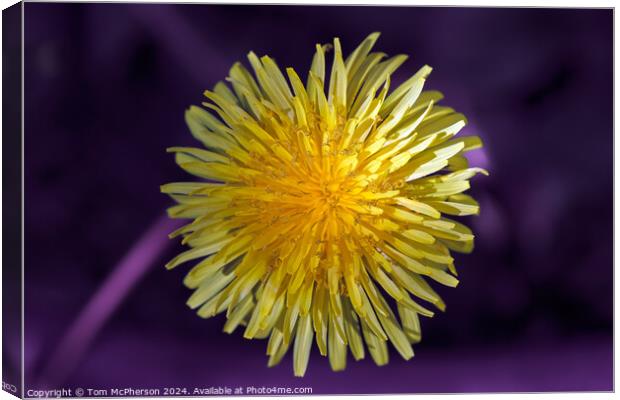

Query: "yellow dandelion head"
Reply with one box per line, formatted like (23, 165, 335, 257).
(162, 32, 487, 377)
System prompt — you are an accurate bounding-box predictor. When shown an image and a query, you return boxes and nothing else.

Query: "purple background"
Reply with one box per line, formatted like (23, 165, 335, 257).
(20, 4, 612, 394)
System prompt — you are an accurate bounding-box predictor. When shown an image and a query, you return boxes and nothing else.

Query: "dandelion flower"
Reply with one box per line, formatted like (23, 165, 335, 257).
(162, 32, 487, 377)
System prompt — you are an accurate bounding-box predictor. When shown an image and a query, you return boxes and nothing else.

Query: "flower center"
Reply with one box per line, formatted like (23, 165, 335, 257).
(321, 180, 343, 207)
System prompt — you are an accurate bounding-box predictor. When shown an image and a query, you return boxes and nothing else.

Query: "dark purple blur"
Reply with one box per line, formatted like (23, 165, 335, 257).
(21, 4, 612, 394)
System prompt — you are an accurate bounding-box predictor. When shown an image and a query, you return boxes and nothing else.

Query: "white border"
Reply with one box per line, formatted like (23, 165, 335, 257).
(0, 2, 615, 400)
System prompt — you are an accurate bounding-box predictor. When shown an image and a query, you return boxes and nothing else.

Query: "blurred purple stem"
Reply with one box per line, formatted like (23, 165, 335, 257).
(38, 4, 220, 387)
(39, 215, 182, 386)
